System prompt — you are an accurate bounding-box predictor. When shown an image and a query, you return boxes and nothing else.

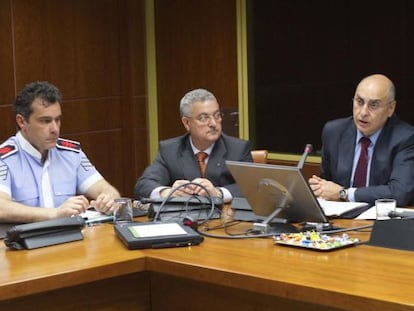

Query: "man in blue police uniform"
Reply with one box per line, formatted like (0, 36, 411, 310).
(0, 81, 120, 223)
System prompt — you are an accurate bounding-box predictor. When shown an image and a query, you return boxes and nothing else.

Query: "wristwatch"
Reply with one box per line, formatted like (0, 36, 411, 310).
(339, 188, 348, 201)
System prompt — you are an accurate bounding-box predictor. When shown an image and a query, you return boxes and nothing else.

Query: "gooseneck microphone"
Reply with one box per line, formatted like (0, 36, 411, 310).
(297, 144, 313, 170)
(388, 210, 414, 219)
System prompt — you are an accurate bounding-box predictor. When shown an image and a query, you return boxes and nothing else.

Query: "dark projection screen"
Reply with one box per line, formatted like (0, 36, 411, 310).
(247, 0, 414, 155)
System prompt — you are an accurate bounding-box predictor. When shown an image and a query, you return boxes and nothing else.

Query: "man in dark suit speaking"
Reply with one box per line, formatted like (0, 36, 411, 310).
(134, 88, 252, 202)
(309, 74, 414, 206)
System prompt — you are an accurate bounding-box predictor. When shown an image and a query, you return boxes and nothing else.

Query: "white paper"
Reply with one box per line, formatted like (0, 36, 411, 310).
(317, 198, 369, 217)
(356, 206, 412, 220)
(355, 206, 376, 219)
(130, 223, 187, 238)
(80, 210, 105, 219)
(80, 209, 114, 224)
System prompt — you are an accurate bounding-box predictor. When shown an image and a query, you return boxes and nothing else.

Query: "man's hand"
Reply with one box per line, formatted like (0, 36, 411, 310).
(160, 180, 192, 197)
(84, 179, 120, 214)
(160, 178, 220, 198)
(56, 195, 89, 218)
(90, 193, 118, 214)
(190, 178, 220, 197)
(309, 175, 343, 201)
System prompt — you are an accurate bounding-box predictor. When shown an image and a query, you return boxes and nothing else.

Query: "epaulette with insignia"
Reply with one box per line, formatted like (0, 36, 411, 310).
(0, 144, 18, 159)
(56, 138, 81, 153)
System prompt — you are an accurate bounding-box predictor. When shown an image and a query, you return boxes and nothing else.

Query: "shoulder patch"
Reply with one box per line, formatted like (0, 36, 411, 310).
(0, 144, 18, 159)
(56, 138, 81, 153)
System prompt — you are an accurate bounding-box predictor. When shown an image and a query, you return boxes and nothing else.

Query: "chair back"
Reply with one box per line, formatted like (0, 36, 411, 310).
(251, 150, 268, 164)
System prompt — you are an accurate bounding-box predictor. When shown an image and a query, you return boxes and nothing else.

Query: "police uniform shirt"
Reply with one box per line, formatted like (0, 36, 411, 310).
(0, 132, 103, 208)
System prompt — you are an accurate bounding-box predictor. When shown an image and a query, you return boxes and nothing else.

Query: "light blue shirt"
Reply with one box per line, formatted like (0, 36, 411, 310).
(0, 132, 103, 208)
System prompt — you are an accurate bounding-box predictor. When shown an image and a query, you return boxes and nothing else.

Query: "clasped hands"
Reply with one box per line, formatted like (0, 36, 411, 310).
(160, 178, 220, 198)
(308, 175, 343, 201)
(56, 193, 118, 218)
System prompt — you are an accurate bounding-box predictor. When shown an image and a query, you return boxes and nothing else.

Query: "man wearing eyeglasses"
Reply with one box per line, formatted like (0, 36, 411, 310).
(309, 74, 414, 206)
(134, 88, 253, 202)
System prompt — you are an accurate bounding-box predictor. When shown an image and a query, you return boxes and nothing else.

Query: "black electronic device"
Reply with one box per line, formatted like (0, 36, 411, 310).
(114, 221, 204, 250)
(0, 223, 15, 240)
(368, 218, 414, 251)
(147, 196, 223, 221)
(4, 216, 85, 250)
(226, 160, 330, 234)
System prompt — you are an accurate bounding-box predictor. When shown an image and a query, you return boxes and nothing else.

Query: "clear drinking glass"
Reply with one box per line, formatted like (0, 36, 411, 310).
(113, 198, 133, 223)
(375, 199, 396, 220)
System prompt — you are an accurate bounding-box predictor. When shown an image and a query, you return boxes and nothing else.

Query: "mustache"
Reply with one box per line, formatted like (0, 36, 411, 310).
(207, 128, 219, 134)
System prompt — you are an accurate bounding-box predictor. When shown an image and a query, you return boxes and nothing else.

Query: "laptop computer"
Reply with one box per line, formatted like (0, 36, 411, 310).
(226, 160, 330, 233)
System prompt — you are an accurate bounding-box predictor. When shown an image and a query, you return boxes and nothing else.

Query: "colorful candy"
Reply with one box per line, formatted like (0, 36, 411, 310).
(275, 231, 359, 250)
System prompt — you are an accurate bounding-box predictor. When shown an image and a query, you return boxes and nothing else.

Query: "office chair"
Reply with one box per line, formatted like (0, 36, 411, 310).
(251, 150, 268, 164)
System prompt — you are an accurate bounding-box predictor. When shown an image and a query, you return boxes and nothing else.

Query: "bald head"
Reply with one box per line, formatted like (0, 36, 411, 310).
(356, 74, 395, 103)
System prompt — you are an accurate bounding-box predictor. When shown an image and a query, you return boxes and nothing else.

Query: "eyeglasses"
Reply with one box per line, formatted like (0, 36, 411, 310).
(352, 97, 393, 112)
(189, 111, 224, 124)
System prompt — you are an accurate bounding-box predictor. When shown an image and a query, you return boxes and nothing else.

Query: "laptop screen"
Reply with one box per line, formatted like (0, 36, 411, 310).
(226, 160, 328, 224)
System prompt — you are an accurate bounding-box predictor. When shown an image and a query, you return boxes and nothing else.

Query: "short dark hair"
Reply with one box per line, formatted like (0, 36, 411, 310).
(13, 81, 62, 121)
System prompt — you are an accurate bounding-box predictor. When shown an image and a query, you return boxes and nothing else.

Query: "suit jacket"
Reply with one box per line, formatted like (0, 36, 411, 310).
(134, 133, 253, 199)
(320, 114, 414, 206)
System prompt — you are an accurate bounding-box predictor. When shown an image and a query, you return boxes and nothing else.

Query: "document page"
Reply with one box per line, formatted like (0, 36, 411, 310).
(318, 198, 370, 217)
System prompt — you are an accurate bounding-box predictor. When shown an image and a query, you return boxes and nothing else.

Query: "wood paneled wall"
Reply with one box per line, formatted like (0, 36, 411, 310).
(267, 159, 320, 181)
(4, 1, 315, 199)
(0, 0, 147, 197)
(0, 0, 16, 136)
(155, 0, 238, 140)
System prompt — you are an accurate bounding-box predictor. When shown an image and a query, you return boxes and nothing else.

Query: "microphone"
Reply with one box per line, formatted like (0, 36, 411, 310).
(297, 144, 313, 170)
(388, 210, 414, 219)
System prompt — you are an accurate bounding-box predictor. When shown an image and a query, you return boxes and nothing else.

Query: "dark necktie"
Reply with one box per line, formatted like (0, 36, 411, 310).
(196, 152, 208, 177)
(352, 137, 371, 187)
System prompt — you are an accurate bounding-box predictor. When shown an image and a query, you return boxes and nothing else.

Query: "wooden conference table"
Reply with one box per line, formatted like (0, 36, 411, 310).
(0, 211, 413, 311)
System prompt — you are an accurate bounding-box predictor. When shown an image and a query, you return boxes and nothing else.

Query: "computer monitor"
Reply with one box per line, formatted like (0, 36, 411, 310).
(226, 160, 330, 234)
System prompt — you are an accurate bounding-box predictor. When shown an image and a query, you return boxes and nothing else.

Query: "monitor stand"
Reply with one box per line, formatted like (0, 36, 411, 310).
(300, 222, 337, 232)
(259, 221, 299, 235)
(252, 206, 298, 234)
